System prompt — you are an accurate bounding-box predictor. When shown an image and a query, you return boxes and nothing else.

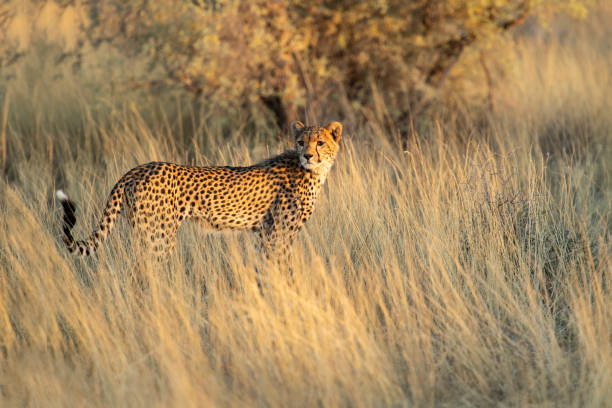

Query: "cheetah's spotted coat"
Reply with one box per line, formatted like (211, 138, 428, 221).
(57, 121, 342, 260)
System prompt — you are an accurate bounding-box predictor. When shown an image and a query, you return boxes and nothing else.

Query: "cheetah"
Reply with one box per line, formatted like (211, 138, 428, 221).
(56, 121, 342, 261)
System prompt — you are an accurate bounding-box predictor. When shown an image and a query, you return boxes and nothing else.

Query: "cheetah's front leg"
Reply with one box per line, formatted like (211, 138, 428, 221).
(258, 200, 303, 268)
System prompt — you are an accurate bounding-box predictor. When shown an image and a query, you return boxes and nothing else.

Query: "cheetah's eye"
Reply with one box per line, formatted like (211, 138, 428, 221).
(317, 141, 325, 147)
(297, 141, 304, 147)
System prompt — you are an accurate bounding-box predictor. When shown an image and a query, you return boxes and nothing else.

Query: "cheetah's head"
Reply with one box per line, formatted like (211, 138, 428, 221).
(291, 121, 342, 171)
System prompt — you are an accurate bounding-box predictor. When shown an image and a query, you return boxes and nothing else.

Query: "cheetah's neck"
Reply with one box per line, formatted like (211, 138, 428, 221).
(308, 160, 335, 186)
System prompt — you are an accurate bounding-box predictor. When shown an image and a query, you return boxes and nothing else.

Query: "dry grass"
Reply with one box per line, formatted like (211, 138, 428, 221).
(1, 5, 611, 408)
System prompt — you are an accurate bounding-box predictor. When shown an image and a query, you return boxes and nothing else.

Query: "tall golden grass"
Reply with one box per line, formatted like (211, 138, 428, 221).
(1, 4, 611, 407)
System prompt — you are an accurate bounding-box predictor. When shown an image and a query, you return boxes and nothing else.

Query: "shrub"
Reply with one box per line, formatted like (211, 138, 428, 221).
(0, 0, 593, 129)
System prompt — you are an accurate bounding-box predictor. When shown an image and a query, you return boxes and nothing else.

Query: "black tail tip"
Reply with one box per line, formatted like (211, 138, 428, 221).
(56, 189, 77, 229)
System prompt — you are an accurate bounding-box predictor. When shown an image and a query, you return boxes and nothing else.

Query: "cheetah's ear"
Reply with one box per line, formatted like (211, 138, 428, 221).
(325, 121, 342, 142)
(291, 121, 305, 138)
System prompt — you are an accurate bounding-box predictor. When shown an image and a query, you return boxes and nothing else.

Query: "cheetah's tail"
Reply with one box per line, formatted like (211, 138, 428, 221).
(56, 181, 125, 256)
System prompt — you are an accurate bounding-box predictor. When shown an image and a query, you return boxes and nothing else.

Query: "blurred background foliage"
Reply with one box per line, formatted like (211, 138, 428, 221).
(0, 0, 593, 132)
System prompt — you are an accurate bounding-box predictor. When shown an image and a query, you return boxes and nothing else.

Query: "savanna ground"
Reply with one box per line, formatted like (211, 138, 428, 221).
(1, 2, 611, 407)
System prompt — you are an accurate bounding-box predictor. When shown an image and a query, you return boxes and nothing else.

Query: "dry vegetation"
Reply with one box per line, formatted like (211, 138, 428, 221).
(1, 1, 611, 407)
